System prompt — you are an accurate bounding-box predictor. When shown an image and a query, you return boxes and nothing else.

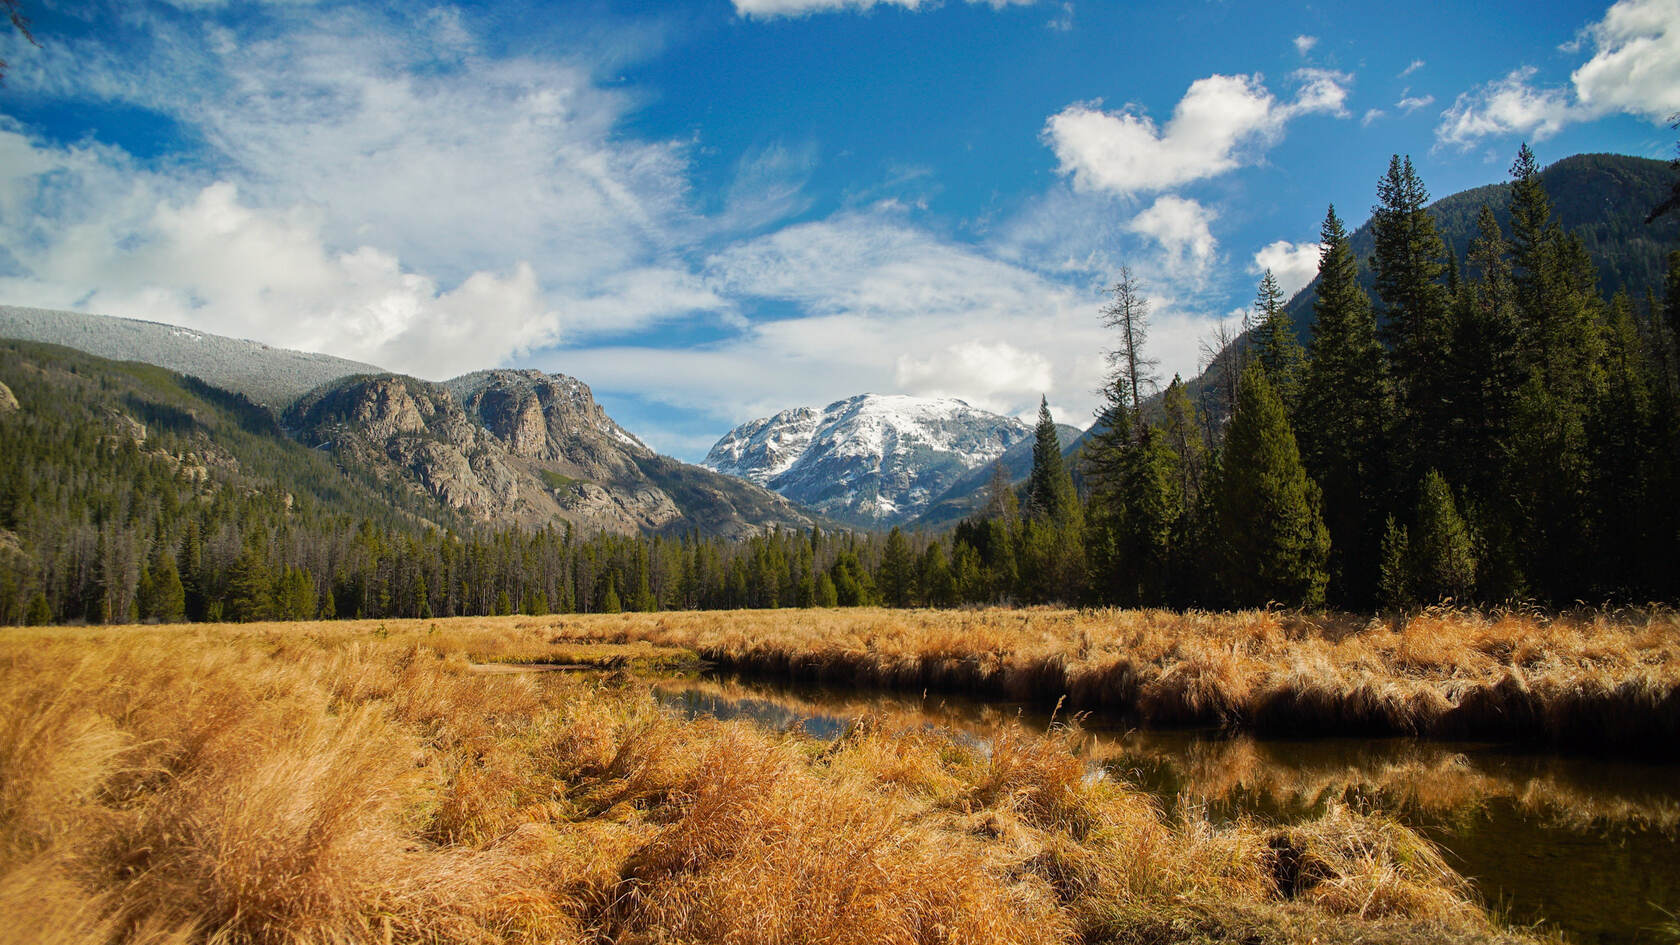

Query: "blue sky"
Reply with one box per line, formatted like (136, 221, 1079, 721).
(1, 0, 1675, 460)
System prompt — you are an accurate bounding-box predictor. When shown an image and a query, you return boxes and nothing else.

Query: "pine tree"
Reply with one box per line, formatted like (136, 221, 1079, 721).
(1410, 471, 1478, 603)
(879, 526, 915, 607)
(1297, 204, 1393, 607)
(1377, 516, 1413, 610)
(1252, 269, 1304, 409)
(25, 591, 51, 626)
(598, 574, 622, 614)
(1212, 363, 1331, 608)
(1098, 266, 1157, 441)
(225, 544, 274, 622)
(1371, 155, 1453, 480)
(1025, 398, 1076, 524)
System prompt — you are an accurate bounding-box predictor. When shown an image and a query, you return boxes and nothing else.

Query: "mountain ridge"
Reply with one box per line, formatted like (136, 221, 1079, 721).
(703, 393, 1034, 528)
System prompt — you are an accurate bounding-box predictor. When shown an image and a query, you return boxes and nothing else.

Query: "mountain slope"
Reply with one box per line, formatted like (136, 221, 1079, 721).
(288, 369, 813, 538)
(0, 306, 381, 408)
(910, 422, 1083, 531)
(704, 394, 1033, 528)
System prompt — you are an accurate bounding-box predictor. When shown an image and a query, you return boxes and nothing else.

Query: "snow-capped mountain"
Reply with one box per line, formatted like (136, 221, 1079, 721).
(703, 394, 1032, 528)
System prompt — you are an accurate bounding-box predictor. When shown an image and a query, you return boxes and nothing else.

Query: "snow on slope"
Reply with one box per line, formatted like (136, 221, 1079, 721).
(702, 394, 1031, 528)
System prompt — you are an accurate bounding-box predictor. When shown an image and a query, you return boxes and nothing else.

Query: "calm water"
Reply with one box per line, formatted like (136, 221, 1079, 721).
(650, 672, 1680, 945)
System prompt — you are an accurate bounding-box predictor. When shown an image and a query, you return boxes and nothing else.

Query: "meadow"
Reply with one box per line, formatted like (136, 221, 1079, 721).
(0, 614, 1576, 945)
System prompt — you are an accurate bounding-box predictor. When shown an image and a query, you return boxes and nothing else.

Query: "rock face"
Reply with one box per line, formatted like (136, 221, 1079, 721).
(288, 370, 811, 538)
(0, 380, 17, 415)
(704, 394, 1032, 528)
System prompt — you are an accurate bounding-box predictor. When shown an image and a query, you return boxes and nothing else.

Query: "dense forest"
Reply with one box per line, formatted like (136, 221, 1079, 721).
(0, 143, 1676, 624)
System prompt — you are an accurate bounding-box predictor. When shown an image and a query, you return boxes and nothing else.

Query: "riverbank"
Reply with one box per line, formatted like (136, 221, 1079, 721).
(0, 619, 1554, 945)
(544, 606, 1680, 755)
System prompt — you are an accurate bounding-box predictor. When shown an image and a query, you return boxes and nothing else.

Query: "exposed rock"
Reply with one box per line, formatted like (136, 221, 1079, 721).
(0, 380, 17, 415)
(288, 370, 812, 537)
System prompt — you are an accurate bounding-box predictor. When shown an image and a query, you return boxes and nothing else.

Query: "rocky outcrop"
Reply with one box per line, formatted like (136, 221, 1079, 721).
(287, 370, 812, 538)
(0, 380, 18, 415)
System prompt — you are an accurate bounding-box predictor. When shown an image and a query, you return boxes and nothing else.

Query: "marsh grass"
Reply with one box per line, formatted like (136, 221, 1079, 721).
(535, 606, 1680, 754)
(0, 618, 1563, 944)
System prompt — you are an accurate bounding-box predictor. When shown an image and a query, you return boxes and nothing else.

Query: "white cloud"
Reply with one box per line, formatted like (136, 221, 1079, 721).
(550, 210, 1122, 430)
(1400, 59, 1425, 78)
(1046, 2, 1074, 31)
(1437, 66, 1575, 145)
(896, 341, 1054, 412)
(1361, 108, 1386, 127)
(1293, 35, 1318, 56)
(1396, 92, 1435, 113)
(1250, 240, 1322, 299)
(0, 156, 557, 378)
(1437, 0, 1680, 147)
(0, 6, 717, 379)
(733, 0, 1035, 17)
(1042, 69, 1350, 198)
(1125, 196, 1217, 274)
(1570, 0, 1680, 119)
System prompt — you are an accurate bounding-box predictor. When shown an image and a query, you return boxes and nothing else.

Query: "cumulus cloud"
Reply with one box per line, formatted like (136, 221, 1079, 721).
(1126, 196, 1217, 274)
(1042, 69, 1351, 198)
(1437, 66, 1575, 145)
(896, 341, 1054, 412)
(733, 0, 1035, 18)
(1250, 240, 1322, 299)
(1437, 0, 1680, 147)
(0, 151, 557, 377)
(1293, 35, 1318, 56)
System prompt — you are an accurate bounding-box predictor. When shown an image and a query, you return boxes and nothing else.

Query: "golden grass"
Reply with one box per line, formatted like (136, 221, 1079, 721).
(0, 617, 1559, 944)
(531, 606, 1680, 753)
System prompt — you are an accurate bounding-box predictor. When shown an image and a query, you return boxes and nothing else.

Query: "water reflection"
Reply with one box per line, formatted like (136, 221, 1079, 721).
(651, 672, 1680, 945)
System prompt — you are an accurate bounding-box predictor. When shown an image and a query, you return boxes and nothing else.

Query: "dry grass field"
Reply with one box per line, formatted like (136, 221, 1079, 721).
(0, 616, 1564, 945)
(543, 606, 1680, 754)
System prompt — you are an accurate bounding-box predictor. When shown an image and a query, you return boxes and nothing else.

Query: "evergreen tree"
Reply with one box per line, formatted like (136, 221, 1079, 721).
(1252, 269, 1304, 409)
(919, 543, 957, 608)
(1025, 398, 1077, 524)
(813, 571, 839, 608)
(1371, 155, 1454, 480)
(879, 526, 916, 607)
(598, 574, 622, 614)
(1377, 516, 1413, 610)
(25, 591, 50, 626)
(1298, 205, 1394, 606)
(1212, 363, 1330, 608)
(1410, 471, 1478, 603)
(225, 543, 275, 622)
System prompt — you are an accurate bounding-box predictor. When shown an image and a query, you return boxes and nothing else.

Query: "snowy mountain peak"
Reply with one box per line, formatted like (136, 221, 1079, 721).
(702, 393, 1031, 527)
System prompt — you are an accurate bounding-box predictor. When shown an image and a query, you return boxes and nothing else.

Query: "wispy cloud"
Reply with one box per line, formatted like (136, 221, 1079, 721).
(1400, 59, 1425, 78)
(1396, 92, 1435, 113)
(1293, 34, 1318, 56)
(732, 0, 1036, 18)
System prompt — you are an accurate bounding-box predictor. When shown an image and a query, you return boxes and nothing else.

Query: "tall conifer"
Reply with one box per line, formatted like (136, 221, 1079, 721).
(1298, 205, 1392, 606)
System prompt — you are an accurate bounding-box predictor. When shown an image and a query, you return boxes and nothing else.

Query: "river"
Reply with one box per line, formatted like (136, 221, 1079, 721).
(647, 671, 1680, 945)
